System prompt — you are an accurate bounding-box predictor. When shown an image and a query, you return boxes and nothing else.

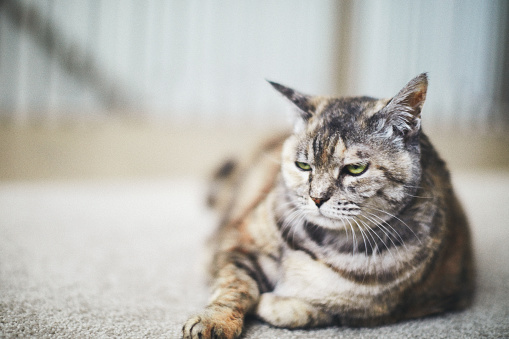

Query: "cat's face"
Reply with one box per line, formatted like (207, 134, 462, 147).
(273, 74, 428, 230)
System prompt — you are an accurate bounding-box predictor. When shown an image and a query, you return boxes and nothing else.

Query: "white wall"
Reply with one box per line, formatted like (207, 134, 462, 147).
(346, 0, 507, 130)
(0, 0, 341, 127)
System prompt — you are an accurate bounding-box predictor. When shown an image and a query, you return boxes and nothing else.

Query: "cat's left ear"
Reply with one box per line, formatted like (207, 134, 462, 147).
(379, 73, 428, 137)
(268, 81, 315, 132)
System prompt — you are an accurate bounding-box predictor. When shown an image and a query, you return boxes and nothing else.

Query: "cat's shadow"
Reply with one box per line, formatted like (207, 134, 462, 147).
(240, 316, 347, 338)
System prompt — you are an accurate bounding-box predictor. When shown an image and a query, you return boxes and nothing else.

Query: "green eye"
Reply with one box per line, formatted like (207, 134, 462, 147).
(345, 163, 368, 176)
(295, 161, 311, 171)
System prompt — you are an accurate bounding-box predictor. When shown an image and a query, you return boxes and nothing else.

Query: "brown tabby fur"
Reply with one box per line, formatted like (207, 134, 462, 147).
(182, 74, 474, 339)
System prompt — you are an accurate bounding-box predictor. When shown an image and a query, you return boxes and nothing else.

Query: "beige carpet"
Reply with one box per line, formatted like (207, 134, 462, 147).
(1, 171, 508, 338)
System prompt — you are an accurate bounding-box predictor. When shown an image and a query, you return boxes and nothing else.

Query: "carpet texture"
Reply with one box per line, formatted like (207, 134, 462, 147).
(1, 172, 509, 338)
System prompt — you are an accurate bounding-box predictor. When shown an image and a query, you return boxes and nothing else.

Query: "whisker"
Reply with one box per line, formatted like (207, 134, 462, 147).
(363, 211, 408, 252)
(352, 218, 372, 258)
(402, 192, 433, 199)
(357, 218, 380, 255)
(359, 214, 399, 260)
(403, 184, 423, 189)
(278, 207, 300, 235)
(281, 208, 304, 245)
(344, 217, 358, 256)
(339, 216, 350, 243)
(293, 212, 308, 245)
(402, 184, 433, 199)
(364, 205, 422, 245)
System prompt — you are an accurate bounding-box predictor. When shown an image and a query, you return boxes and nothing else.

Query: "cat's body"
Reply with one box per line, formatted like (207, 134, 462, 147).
(183, 74, 474, 339)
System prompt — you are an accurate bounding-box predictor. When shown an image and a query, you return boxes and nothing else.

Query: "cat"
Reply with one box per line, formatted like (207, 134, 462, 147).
(182, 73, 474, 339)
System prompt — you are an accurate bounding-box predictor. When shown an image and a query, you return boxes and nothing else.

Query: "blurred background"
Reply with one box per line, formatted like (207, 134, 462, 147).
(0, 0, 508, 180)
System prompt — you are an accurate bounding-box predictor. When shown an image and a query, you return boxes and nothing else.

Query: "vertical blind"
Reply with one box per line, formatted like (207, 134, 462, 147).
(0, 0, 507, 129)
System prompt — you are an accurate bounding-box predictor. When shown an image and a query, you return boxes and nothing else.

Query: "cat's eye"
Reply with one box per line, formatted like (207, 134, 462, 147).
(345, 163, 368, 176)
(295, 161, 311, 171)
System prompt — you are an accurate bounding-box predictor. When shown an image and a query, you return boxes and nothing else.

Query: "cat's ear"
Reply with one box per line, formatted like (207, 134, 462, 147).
(378, 73, 428, 138)
(268, 81, 315, 127)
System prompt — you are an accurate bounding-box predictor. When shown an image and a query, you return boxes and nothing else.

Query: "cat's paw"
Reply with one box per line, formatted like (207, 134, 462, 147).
(255, 292, 333, 328)
(182, 307, 243, 339)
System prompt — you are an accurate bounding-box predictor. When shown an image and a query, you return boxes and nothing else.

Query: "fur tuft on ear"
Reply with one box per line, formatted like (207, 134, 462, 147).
(267, 80, 315, 122)
(377, 73, 428, 138)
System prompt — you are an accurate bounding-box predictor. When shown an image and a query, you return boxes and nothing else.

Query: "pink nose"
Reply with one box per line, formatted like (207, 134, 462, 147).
(311, 197, 328, 208)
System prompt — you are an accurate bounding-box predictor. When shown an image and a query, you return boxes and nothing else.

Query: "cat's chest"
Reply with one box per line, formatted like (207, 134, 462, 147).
(273, 249, 389, 305)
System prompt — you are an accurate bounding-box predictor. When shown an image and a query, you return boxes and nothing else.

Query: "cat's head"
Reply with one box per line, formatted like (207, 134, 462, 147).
(271, 73, 428, 229)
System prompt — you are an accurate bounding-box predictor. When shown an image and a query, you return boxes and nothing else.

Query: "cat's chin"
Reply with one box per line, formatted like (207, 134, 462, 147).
(304, 213, 351, 231)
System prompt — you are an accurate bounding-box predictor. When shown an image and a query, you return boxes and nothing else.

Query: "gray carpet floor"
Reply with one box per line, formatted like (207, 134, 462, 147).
(1, 171, 508, 338)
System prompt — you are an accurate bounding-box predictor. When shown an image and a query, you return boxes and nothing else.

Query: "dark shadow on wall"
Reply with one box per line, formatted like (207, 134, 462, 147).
(0, 0, 134, 112)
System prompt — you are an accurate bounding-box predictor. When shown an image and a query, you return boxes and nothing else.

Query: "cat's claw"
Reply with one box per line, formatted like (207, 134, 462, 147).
(182, 309, 243, 339)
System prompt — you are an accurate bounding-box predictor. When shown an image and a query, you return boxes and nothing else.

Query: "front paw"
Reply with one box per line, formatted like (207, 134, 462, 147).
(255, 292, 333, 328)
(182, 308, 243, 339)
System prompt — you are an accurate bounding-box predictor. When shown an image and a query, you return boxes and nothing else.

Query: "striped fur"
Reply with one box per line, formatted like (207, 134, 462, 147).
(183, 74, 474, 339)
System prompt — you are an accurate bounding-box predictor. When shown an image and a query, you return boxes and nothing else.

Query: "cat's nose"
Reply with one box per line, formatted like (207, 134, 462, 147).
(311, 196, 329, 208)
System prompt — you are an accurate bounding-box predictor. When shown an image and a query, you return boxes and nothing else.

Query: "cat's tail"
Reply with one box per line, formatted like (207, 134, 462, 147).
(206, 133, 288, 213)
(207, 158, 239, 211)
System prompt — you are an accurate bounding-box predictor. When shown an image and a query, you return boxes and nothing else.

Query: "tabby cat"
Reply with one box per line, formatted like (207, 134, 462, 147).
(182, 73, 474, 339)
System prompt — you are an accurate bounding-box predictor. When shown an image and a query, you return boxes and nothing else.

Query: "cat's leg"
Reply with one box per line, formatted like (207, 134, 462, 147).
(182, 260, 260, 339)
(255, 292, 334, 328)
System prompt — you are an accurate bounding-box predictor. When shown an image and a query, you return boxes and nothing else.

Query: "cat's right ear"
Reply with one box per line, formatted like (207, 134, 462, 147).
(268, 81, 314, 132)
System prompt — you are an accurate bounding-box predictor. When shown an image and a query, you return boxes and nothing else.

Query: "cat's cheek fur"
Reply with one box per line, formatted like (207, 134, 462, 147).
(281, 137, 310, 195)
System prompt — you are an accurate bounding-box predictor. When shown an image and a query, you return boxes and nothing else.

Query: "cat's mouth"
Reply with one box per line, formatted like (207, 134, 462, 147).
(304, 203, 362, 229)
(305, 211, 354, 230)
(319, 208, 360, 220)
(315, 201, 361, 219)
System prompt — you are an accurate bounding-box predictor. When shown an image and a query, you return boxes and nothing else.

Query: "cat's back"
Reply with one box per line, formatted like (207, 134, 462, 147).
(382, 132, 475, 321)
(208, 133, 288, 228)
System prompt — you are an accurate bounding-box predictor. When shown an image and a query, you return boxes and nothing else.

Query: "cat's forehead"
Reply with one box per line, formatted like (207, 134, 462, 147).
(296, 130, 371, 167)
(320, 96, 387, 117)
(305, 96, 387, 136)
(305, 97, 385, 138)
